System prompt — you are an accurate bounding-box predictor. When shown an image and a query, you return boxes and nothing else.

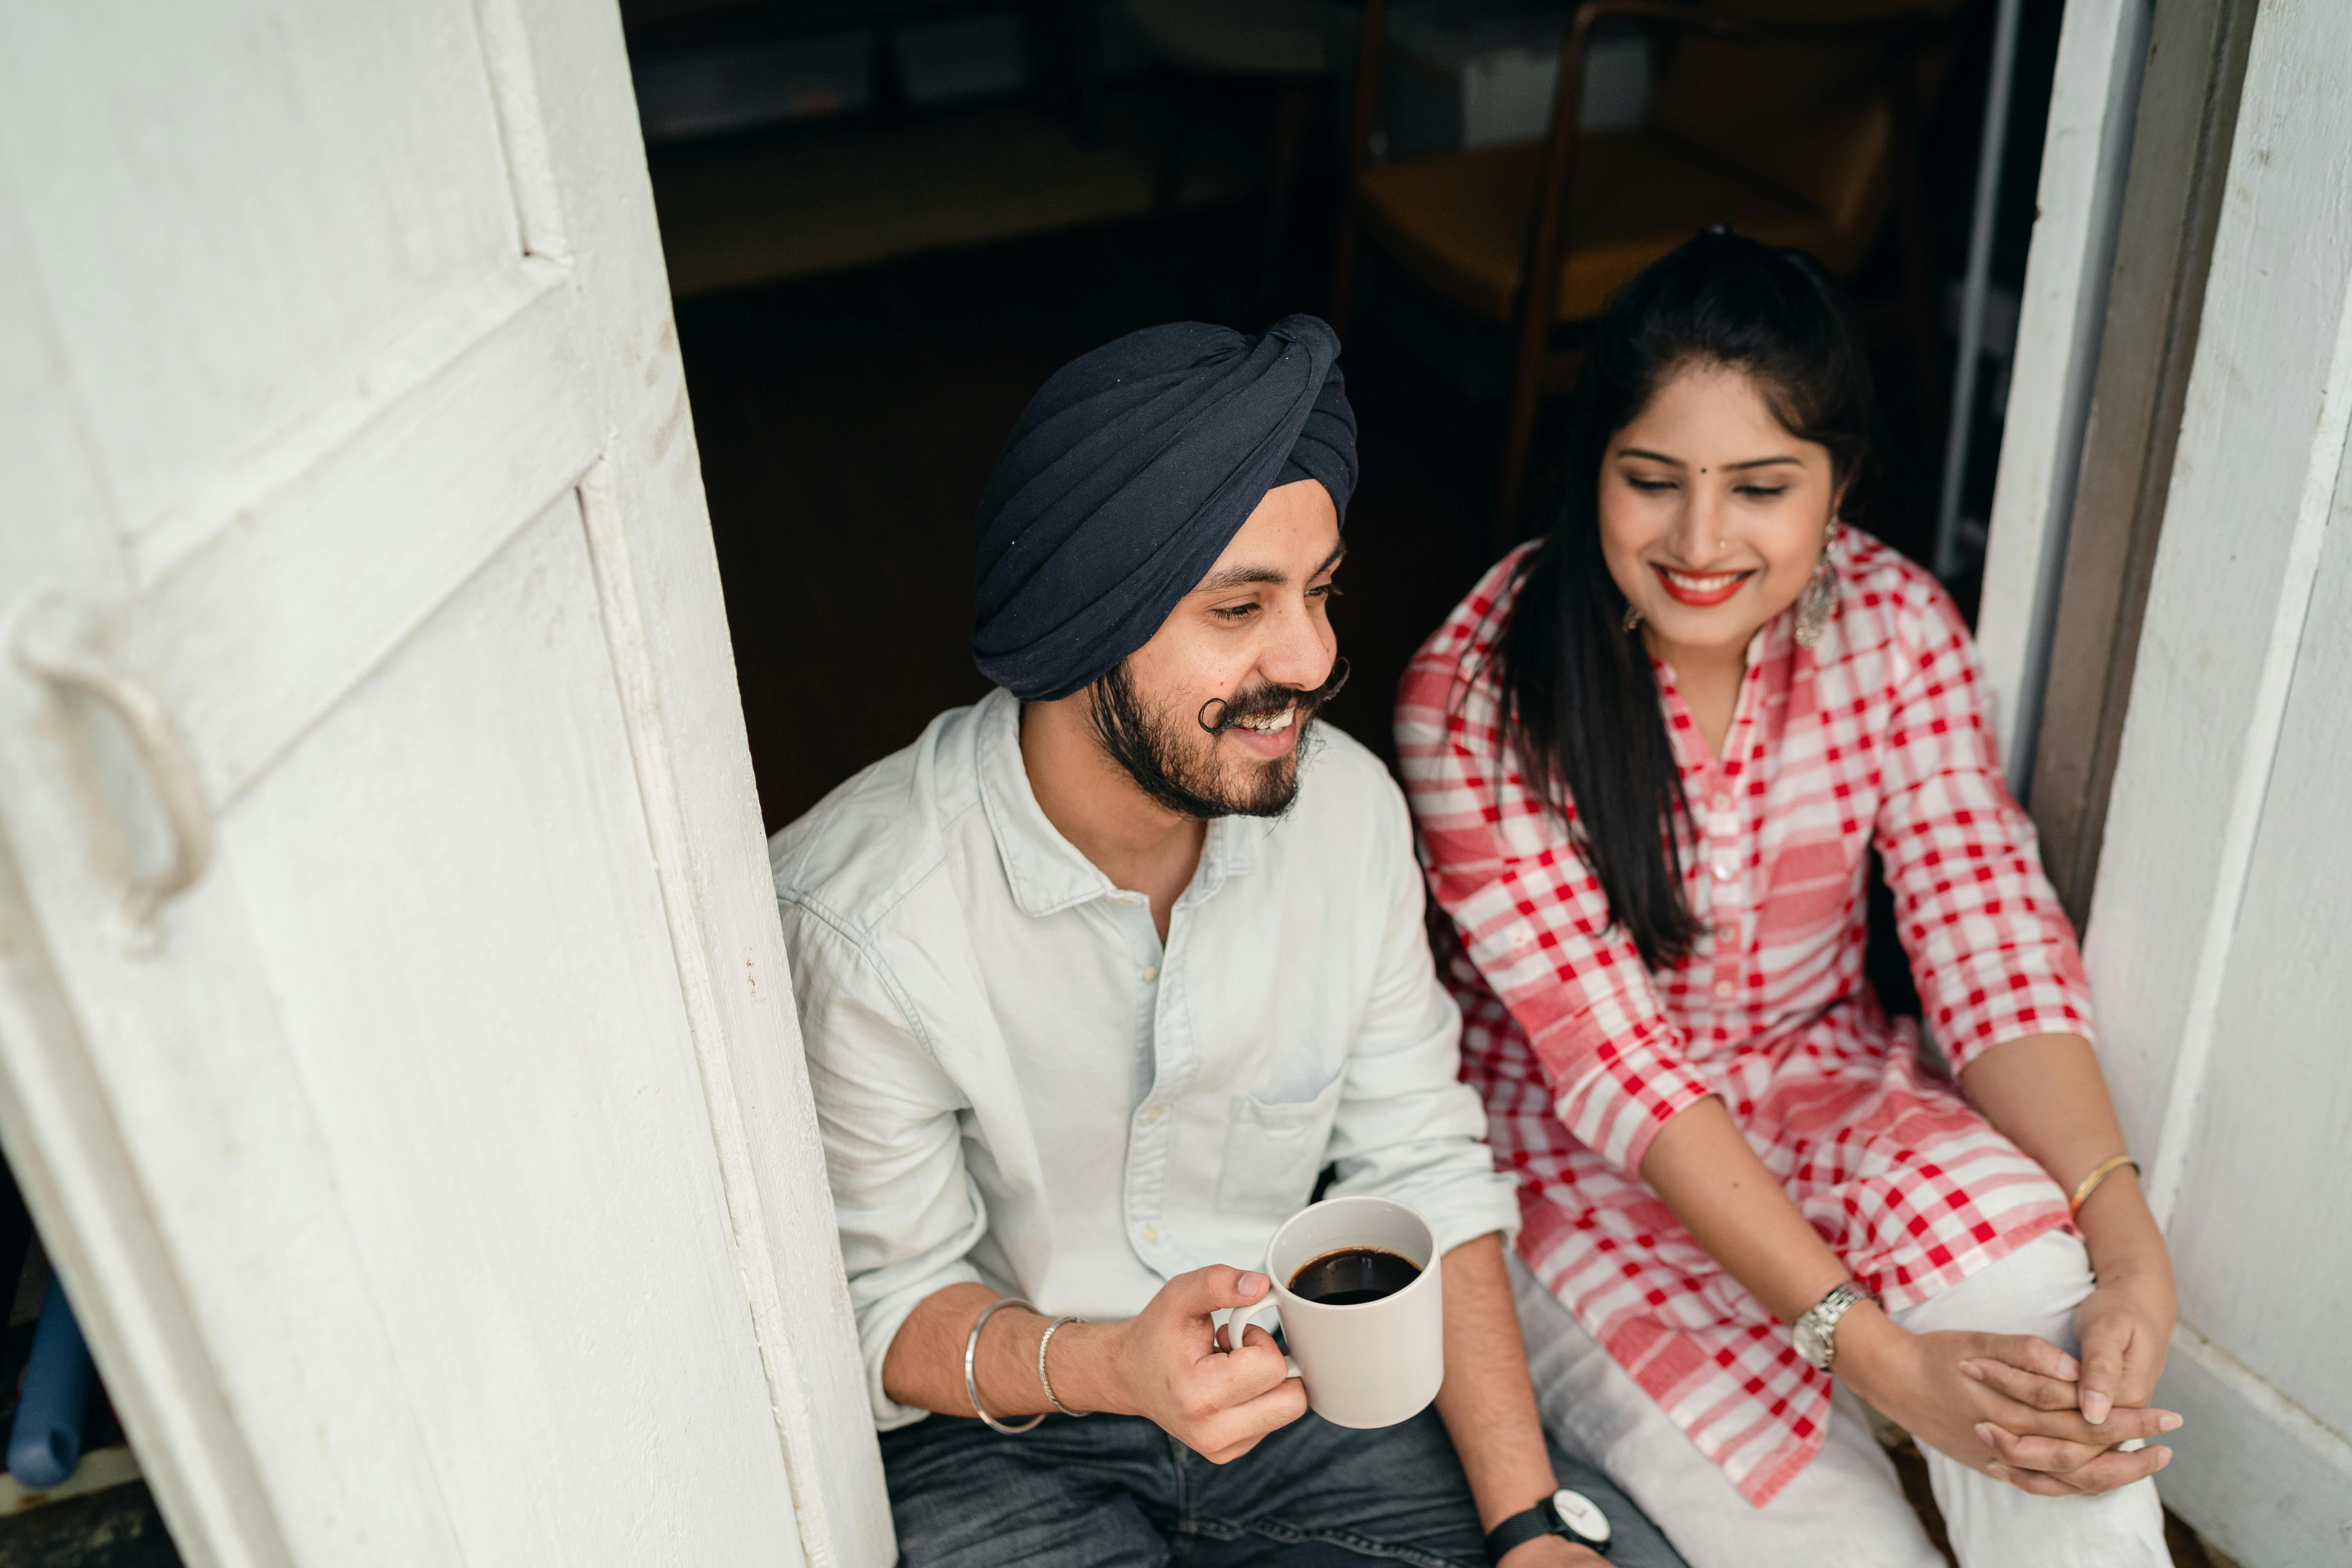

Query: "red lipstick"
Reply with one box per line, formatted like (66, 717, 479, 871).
(1651, 563, 1751, 608)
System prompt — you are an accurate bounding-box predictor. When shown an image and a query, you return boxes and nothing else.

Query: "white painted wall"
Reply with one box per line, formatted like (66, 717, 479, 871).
(2083, 1, 2352, 1559)
(0, 2, 890, 1563)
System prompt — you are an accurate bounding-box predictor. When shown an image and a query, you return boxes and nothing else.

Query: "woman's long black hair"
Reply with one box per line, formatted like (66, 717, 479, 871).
(1485, 229, 1880, 971)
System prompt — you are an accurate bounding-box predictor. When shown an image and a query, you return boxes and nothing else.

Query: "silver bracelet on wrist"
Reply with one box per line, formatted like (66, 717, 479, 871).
(1038, 1315, 1090, 1417)
(964, 1296, 1045, 1434)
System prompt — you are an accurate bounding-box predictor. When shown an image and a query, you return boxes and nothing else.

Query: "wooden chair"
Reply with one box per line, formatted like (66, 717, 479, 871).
(1332, 0, 1962, 549)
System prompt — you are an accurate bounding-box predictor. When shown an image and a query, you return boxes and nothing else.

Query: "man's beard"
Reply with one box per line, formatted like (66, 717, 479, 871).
(1087, 661, 1330, 820)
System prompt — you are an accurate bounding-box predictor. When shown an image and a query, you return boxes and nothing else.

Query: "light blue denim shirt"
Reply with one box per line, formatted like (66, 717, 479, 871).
(771, 687, 1519, 1428)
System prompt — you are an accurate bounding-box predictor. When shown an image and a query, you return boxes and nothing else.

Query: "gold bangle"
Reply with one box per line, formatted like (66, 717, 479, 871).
(2068, 1154, 2139, 1219)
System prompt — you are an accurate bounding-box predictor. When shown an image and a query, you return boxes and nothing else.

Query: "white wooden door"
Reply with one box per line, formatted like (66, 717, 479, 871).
(2084, 1, 2352, 1561)
(0, 3, 889, 1565)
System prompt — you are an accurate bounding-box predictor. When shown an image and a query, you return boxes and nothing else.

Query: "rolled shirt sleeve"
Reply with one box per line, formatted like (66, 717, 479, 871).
(777, 897, 985, 1429)
(1321, 781, 1522, 1255)
(1873, 577, 2096, 1073)
(1396, 621, 1715, 1178)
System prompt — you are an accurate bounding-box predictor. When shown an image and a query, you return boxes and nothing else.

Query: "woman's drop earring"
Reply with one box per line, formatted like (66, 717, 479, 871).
(1794, 545, 1838, 648)
(1622, 601, 1642, 633)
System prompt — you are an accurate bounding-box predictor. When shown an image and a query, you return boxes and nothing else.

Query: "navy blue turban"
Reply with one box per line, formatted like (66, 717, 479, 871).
(971, 314, 1357, 702)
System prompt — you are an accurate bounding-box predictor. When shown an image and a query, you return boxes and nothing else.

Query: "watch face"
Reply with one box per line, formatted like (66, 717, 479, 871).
(1552, 1489, 1611, 1544)
(1793, 1319, 1826, 1369)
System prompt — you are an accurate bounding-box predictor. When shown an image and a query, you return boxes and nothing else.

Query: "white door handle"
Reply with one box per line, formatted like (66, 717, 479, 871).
(13, 594, 213, 953)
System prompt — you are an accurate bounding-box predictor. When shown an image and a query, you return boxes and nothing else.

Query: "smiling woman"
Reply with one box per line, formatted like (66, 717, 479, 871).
(1600, 368, 1843, 757)
(1489, 231, 1884, 973)
(1397, 232, 2180, 1568)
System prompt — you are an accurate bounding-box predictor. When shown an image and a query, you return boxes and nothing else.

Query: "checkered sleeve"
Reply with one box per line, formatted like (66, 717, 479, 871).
(1874, 570, 2095, 1073)
(1396, 563, 1716, 1177)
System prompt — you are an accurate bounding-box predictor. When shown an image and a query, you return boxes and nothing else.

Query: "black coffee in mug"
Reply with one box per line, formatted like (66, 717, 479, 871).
(1288, 1246, 1422, 1306)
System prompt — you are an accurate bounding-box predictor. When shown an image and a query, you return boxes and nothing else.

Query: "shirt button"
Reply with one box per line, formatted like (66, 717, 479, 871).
(1143, 1225, 1160, 1245)
(1717, 924, 1738, 945)
(1143, 1105, 1161, 1124)
(1712, 794, 1733, 812)
(1714, 979, 1735, 1000)
(1142, 965, 1160, 983)
(1711, 858, 1737, 882)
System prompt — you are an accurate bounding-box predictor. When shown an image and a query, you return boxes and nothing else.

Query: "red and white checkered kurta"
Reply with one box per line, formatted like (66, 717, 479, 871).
(1396, 528, 2094, 1506)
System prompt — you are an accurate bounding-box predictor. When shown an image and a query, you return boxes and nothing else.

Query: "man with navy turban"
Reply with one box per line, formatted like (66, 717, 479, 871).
(771, 318, 1679, 1568)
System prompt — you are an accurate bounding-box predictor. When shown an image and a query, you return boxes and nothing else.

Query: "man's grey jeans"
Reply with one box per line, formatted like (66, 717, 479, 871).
(878, 1405, 1687, 1567)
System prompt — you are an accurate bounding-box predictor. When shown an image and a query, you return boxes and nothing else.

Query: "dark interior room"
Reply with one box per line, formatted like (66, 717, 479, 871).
(642, 0, 2057, 835)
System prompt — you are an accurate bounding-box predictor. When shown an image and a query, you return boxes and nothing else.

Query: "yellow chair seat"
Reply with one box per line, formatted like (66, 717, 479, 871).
(1355, 131, 1867, 327)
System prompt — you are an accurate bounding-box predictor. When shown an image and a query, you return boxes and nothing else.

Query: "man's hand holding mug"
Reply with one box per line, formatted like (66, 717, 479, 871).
(1038, 1196, 1448, 1462)
(1033, 1266, 1307, 1464)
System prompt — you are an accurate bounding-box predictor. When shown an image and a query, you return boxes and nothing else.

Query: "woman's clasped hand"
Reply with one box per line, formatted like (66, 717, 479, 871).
(1834, 1303, 2179, 1497)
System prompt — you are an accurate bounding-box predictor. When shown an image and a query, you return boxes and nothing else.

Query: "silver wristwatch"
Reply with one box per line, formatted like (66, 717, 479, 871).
(1792, 1281, 1870, 1372)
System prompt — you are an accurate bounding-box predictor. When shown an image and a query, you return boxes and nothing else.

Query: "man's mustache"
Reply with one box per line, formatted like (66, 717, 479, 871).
(1196, 658, 1351, 735)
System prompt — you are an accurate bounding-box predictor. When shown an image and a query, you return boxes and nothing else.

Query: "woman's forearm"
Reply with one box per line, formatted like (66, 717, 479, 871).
(1635, 1095, 1851, 1321)
(1632, 1062, 2176, 1483)
(1957, 1033, 2172, 1282)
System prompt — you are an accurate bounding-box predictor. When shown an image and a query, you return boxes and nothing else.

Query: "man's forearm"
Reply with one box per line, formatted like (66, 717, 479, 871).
(882, 1282, 1129, 1420)
(1432, 1232, 1558, 1529)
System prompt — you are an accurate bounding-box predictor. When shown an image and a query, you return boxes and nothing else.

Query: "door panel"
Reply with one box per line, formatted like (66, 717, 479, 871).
(116, 261, 600, 805)
(0, 0, 523, 543)
(2172, 445, 2352, 1440)
(0, 1, 888, 1563)
(224, 497, 798, 1559)
(9, 683, 472, 1568)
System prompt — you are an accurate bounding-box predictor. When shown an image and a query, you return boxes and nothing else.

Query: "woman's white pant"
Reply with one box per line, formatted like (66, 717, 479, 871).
(1511, 1231, 2170, 1567)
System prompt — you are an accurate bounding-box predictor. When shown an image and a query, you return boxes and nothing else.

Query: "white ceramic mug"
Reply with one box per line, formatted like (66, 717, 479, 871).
(1243, 1195, 1444, 1430)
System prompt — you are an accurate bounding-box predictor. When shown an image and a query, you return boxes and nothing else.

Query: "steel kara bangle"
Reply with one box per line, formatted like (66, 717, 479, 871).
(1038, 1315, 1091, 1417)
(2069, 1154, 2140, 1219)
(964, 1296, 1045, 1434)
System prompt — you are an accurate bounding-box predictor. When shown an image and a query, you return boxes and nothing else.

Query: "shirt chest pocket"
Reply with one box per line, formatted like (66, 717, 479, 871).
(1214, 1073, 1345, 1217)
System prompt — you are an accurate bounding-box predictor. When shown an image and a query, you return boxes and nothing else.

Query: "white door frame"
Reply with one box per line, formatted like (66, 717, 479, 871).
(0, 1, 891, 1561)
(499, 0, 891, 1555)
(1973, 0, 2149, 794)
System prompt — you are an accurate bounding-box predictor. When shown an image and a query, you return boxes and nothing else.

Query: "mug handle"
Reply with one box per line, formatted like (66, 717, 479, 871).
(1234, 1305, 1304, 1380)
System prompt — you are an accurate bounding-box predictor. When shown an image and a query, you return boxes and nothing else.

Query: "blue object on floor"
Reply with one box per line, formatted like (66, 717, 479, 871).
(9, 1272, 94, 1489)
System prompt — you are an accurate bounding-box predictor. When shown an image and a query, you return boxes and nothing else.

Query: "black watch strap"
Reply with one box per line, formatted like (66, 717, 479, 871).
(1484, 1492, 1610, 1563)
(1483, 1503, 1557, 1564)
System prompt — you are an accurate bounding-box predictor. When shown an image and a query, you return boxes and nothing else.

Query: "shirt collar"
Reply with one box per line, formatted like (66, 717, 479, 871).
(974, 686, 1268, 919)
